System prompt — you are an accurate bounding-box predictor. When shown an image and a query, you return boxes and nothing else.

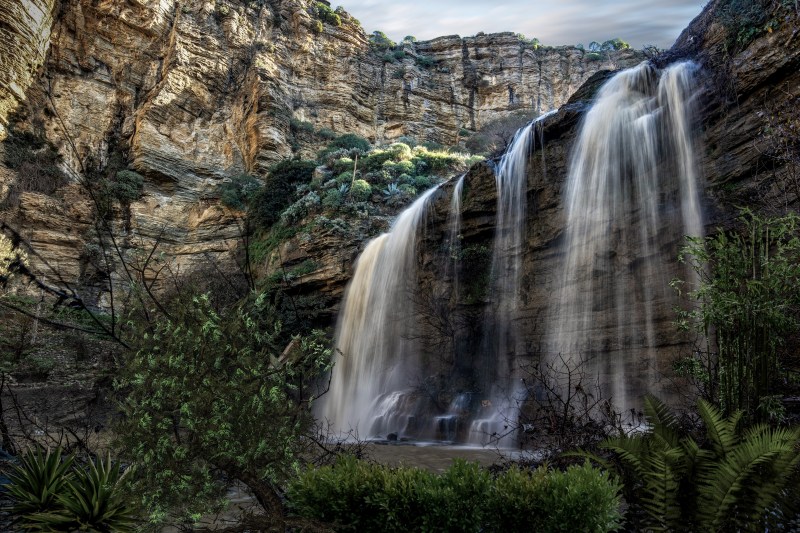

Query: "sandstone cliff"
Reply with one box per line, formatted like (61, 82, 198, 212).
(0, 0, 641, 305)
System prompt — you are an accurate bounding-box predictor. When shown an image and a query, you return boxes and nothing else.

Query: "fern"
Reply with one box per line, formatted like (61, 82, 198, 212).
(599, 397, 800, 532)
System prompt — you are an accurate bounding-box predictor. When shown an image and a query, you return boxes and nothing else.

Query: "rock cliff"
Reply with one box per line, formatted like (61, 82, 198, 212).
(0, 0, 641, 305)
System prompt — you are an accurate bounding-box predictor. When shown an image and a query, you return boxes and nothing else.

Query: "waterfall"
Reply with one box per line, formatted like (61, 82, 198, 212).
(319, 187, 439, 438)
(318, 61, 703, 447)
(549, 61, 703, 412)
(468, 112, 554, 446)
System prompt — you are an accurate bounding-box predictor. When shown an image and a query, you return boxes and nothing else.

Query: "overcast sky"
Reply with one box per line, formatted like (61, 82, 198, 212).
(338, 1, 708, 49)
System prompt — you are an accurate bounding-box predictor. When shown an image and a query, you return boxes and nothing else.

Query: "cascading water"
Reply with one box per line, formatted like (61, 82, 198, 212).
(319, 61, 703, 447)
(549, 61, 703, 412)
(319, 187, 440, 438)
(468, 112, 554, 446)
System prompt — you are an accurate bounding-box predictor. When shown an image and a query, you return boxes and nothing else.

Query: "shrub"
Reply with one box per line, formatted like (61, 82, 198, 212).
(218, 174, 261, 210)
(415, 55, 437, 69)
(315, 2, 341, 26)
(322, 188, 344, 208)
(318, 133, 371, 162)
(674, 210, 800, 416)
(369, 30, 395, 50)
(280, 191, 320, 225)
(537, 462, 623, 533)
(288, 457, 623, 533)
(249, 159, 316, 229)
(1, 127, 68, 208)
(350, 179, 372, 201)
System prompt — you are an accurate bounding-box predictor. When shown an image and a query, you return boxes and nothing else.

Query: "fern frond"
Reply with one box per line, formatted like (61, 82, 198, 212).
(698, 399, 739, 459)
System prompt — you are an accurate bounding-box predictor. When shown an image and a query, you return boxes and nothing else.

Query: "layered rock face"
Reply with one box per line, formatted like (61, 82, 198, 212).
(0, 0, 56, 140)
(0, 0, 641, 304)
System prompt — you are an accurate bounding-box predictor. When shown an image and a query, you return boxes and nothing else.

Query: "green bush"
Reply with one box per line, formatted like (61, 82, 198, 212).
(249, 159, 316, 229)
(288, 457, 623, 533)
(536, 462, 623, 533)
(315, 2, 341, 26)
(350, 179, 372, 202)
(318, 133, 371, 162)
(369, 30, 395, 50)
(218, 174, 261, 210)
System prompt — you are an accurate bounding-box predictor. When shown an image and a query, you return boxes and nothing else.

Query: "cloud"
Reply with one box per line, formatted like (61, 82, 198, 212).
(338, 0, 706, 48)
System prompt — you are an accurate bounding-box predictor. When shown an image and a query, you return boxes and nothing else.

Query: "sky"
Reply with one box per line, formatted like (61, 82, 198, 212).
(337, 0, 708, 49)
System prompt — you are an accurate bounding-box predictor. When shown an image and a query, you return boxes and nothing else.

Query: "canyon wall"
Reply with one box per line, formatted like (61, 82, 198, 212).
(0, 0, 641, 306)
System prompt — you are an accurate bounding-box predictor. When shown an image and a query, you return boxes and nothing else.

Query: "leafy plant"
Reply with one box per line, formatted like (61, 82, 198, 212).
(25, 453, 136, 532)
(249, 159, 316, 229)
(350, 179, 372, 202)
(7, 447, 74, 523)
(114, 293, 332, 526)
(288, 456, 623, 532)
(596, 396, 800, 532)
(674, 210, 800, 416)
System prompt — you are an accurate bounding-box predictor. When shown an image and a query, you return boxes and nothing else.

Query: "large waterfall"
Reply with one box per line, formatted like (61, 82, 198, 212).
(318, 187, 440, 437)
(319, 60, 703, 445)
(549, 61, 703, 412)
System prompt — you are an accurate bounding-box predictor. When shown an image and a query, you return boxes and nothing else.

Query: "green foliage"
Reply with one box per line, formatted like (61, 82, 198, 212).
(114, 293, 332, 524)
(26, 453, 136, 532)
(674, 210, 800, 415)
(249, 159, 316, 229)
(402, 35, 417, 43)
(369, 30, 396, 50)
(718, 0, 777, 48)
(317, 133, 371, 162)
(314, 2, 341, 26)
(218, 174, 261, 210)
(349, 179, 372, 202)
(7, 448, 135, 532)
(415, 55, 437, 69)
(110, 170, 144, 204)
(598, 396, 800, 532)
(288, 457, 622, 532)
(539, 462, 624, 532)
(7, 447, 74, 521)
(280, 191, 320, 225)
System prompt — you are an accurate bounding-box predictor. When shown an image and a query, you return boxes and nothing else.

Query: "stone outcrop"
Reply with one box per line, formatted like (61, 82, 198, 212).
(0, 0, 56, 140)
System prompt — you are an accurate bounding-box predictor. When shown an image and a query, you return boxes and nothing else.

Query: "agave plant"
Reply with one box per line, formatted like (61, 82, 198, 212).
(26, 453, 137, 532)
(382, 182, 401, 198)
(596, 396, 800, 532)
(7, 447, 74, 524)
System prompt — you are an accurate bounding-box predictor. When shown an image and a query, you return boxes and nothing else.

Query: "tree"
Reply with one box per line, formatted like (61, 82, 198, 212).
(673, 210, 800, 418)
(114, 292, 332, 527)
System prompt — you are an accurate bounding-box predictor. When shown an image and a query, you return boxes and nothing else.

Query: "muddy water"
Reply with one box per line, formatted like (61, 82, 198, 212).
(365, 442, 511, 472)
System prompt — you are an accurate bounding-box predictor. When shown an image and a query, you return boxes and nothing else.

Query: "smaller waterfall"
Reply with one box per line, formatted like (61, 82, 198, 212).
(446, 175, 466, 292)
(469, 111, 554, 446)
(319, 187, 439, 438)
